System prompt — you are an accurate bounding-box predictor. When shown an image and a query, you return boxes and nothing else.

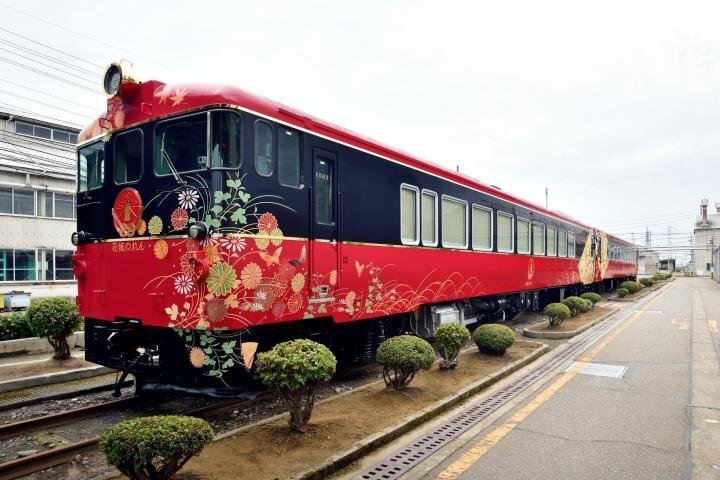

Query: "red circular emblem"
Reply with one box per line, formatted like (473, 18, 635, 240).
(112, 187, 144, 237)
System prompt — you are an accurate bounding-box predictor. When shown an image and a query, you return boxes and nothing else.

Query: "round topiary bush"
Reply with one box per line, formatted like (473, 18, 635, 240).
(617, 288, 629, 298)
(376, 335, 435, 390)
(256, 339, 336, 431)
(639, 278, 655, 287)
(652, 274, 664, 282)
(562, 296, 589, 316)
(25, 297, 81, 360)
(100, 415, 213, 480)
(472, 323, 516, 355)
(580, 292, 602, 306)
(433, 323, 471, 370)
(543, 303, 571, 326)
(619, 281, 641, 294)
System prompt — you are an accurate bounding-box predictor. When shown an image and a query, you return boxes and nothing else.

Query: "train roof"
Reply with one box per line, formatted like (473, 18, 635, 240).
(79, 78, 634, 246)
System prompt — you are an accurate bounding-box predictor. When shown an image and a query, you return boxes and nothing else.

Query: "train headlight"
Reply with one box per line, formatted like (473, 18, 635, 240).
(188, 221, 208, 241)
(71, 231, 92, 246)
(103, 63, 123, 97)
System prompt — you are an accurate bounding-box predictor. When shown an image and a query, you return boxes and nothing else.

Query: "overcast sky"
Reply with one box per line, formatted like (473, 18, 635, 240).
(2, 0, 718, 262)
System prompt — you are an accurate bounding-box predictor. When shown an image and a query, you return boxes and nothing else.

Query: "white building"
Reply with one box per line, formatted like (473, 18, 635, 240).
(0, 109, 78, 298)
(692, 199, 720, 277)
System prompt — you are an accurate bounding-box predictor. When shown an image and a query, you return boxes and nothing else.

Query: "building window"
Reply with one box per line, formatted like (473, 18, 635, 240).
(400, 184, 419, 245)
(497, 212, 514, 252)
(54, 250, 74, 280)
(14, 249, 36, 281)
(38, 249, 53, 281)
(13, 189, 34, 215)
(441, 196, 468, 248)
(517, 218, 530, 254)
(532, 222, 545, 255)
(78, 141, 105, 191)
(421, 190, 437, 246)
(37, 191, 53, 217)
(14, 120, 77, 144)
(114, 129, 143, 184)
(472, 205, 492, 251)
(0, 188, 11, 214)
(0, 249, 12, 281)
(278, 127, 301, 187)
(254, 121, 273, 177)
(558, 229, 568, 257)
(55, 193, 74, 219)
(568, 232, 576, 258)
(547, 226, 557, 256)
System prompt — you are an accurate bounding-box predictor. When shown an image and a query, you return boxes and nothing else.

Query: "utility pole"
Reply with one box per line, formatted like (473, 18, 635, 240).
(545, 187, 548, 209)
(646, 228, 651, 247)
(668, 226, 671, 247)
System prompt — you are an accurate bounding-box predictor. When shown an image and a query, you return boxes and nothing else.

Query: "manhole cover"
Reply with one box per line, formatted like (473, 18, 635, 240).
(566, 362, 628, 378)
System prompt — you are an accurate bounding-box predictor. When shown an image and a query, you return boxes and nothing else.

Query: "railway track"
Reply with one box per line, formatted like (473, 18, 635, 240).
(0, 392, 273, 479)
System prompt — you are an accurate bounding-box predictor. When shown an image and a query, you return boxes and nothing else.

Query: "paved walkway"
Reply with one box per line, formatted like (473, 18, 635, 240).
(350, 277, 720, 480)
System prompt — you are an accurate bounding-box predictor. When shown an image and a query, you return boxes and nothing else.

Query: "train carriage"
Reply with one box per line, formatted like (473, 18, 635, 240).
(72, 63, 638, 395)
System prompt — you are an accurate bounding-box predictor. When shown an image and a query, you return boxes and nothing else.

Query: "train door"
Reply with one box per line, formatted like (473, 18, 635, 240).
(309, 148, 339, 312)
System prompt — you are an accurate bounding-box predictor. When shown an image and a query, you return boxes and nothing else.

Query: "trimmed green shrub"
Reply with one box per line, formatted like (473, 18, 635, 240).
(639, 278, 655, 287)
(100, 415, 213, 480)
(562, 296, 590, 316)
(0, 312, 33, 341)
(617, 288, 629, 298)
(376, 335, 435, 390)
(652, 274, 664, 282)
(619, 281, 641, 294)
(543, 303, 571, 326)
(472, 324, 516, 355)
(25, 297, 81, 359)
(433, 323, 471, 370)
(257, 339, 336, 431)
(580, 292, 602, 306)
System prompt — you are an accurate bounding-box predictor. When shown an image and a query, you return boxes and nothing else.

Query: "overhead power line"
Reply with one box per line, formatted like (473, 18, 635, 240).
(0, 37, 102, 77)
(0, 100, 85, 127)
(0, 25, 104, 69)
(0, 46, 98, 85)
(0, 78, 99, 111)
(0, 56, 103, 95)
(0, 89, 94, 119)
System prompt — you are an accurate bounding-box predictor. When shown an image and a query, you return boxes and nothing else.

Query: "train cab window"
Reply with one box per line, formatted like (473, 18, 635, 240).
(558, 229, 567, 257)
(568, 232, 576, 258)
(532, 222, 545, 255)
(278, 127, 301, 186)
(155, 113, 208, 175)
(210, 111, 241, 168)
(547, 226, 557, 256)
(441, 196, 468, 249)
(421, 190, 437, 246)
(472, 205, 492, 251)
(400, 185, 420, 245)
(497, 212, 514, 252)
(254, 121, 273, 177)
(78, 141, 104, 192)
(114, 130, 142, 184)
(517, 218, 530, 254)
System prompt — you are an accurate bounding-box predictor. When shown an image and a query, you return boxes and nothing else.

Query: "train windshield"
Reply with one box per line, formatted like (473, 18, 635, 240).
(154, 111, 241, 176)
(78, 141, 104, 192)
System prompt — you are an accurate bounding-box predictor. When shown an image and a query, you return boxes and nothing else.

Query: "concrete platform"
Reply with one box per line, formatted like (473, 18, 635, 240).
(345, 278, 720, 480)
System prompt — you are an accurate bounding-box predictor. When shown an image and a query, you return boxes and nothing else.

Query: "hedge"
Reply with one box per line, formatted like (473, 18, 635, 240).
(543, 303, 571, 326)
(562, 296, 590, 316)
(472, 323, 516, 354)
(376, 335, 435, 390)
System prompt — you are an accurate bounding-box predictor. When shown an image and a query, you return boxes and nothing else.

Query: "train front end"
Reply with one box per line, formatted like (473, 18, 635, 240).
(73, 64, 310, 396)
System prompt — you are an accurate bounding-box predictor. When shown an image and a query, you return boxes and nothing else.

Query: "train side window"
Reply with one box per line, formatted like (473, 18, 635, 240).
(254, 121, 273, 177)
(517, 218, 530, 254)
(315, 157, 333, 224)
(497, 212, 514, 252)
(78, 141, 104, 192)
(441, 195, 468, 249)
(114, 129, 142, 184)
(558, 229, 567, 256)
(400, 184, 419, 245)
(472, 205, 492, 251)
(155, 113, 208, 175)
(210, 111, 241, 168)
(421, 190, 438, 247)
(547, 226, 557, 256)
(568, 232, 576, 258)
(278, 127, 301, 186)
(532, 222, 545, 255)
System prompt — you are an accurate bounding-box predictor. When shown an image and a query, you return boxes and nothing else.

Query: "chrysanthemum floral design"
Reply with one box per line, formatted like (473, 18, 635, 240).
(329, 270, 337, 286)
(170, 208, 189, 230)
(269, 275, 287, 297)
(219, 234, 246, 254)
(153, 239, 169, 260)
(287, 293, 303, 313)
(179, 253, 195, 276)
(137, 219, 147, 235)
(148, 215, 163, 235)
(240, 262, 262, 290)
(291, 273, 305, 293)
(253, 284, 275, 310)
(189, 346, 205, 368)
(344, 291, 357, 309)
(269, 227, 283, 246)
(203, 244, 220, 264)
(272, 301, 285, 317)
(254, 235, 270, 251)
(174, 274, 195, 295)
(178, 189, 199, 209)
(206, 298, 228, 323)
(185, 239, 199, 253)
(206, 262, 238, 296)
(278, 262, 296, 282)
(201, 234, 218, 247)
(257, 212, 278, 233)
